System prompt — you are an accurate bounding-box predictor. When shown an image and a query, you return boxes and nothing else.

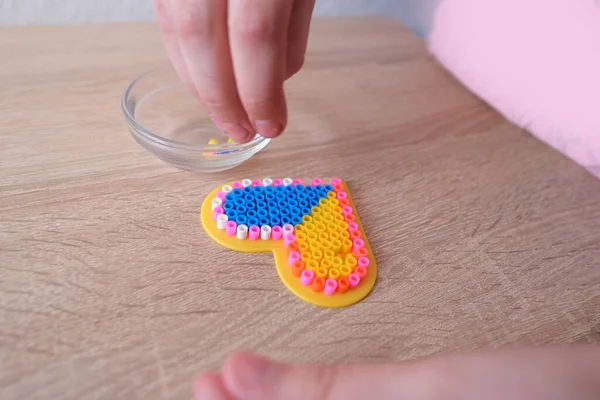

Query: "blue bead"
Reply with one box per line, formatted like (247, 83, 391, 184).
(255, 194, 265, 202)
(259, 217, 270, 226)
(277, 201, 287, 209)
(302, 207, 312, 216)
(297, 192, 308, 201)
(314, 185, 324, 192)
(264, 186, 275, 193)
(243, 186, 253, 194)
(236, 205, 247, 214)
(236, 215, 248, 225)
(245, 201, 256, 210)
(244, 193, 255, 202)
(254, 186, 264, 193)
(286, 194, 297, 202)
(289, 206, 301, 216)
(223, 202, 234, 211)
(296, 184, 305, 192)
(232, 188, 244, 197)
(234, 197, 245, 206)
(288, 199, 299, 208)
(269, 208, 280, 216)
(275, 192, 286, 200)
(227, 209, 238, 219)
(298, 199, 309, 208)
(267, 201, 278, 210)
(275, 185, 285, 193)
(309, 199, 319, 207)
(256, 201, 267, 210)
(317, 191, 328, 199)
(257, 209, 269, 218)
(265, 193, 276, 201)
(280, 216, 292, 225)
(280, 208, 290, 217)
(247, 217, 259, 226)
(226, 192, 236, 202)
(291, 215, 303, 226)
(305, 185, 315, 192)
(247, 209, 257, 218)
(270, 217, 281, 226)
(324, 184, 333, 192)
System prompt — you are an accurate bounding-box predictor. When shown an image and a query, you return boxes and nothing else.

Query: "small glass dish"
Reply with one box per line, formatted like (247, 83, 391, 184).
(121, 65, 270, 173)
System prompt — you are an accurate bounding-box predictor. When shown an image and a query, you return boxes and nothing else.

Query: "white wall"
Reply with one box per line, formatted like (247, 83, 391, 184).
(0, 0, 438, 36)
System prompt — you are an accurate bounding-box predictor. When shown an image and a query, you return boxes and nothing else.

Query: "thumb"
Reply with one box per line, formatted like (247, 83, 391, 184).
(215, 351, 429, 400)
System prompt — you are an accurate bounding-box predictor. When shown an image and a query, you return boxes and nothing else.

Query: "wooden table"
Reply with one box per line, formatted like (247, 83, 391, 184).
(1, 18, 599, 400)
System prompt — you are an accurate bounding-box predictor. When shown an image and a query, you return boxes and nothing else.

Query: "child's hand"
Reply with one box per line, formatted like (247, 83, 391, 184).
(194, 346, 600, 399)
(153, 0, 315, 142)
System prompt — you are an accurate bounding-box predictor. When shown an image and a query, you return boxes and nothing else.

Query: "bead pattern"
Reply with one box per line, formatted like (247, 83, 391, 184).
(210, 177, 373, 297)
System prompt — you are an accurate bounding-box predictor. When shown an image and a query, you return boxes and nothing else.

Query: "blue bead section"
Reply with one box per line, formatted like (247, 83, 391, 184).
(223, 183, 333, 229)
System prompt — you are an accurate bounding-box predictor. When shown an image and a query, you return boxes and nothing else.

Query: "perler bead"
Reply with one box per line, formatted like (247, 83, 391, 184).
(200, 177, 377, 308)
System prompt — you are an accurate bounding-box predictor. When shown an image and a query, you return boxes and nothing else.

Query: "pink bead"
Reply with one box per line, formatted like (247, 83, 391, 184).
(252, 179, 262, 187)
(273, 179, 283, 186)
(271, 226, 283, 240)
(342, 206, 353, 216)
(337, 191, 348, 200)
(292, 178, 303, 186)
(352, 238, 365, 253)
(249, 226, 260, 240)
(312, 178, 322, 186)
(216, 191, 226, 201)
(225, 221, 237, 236)
(283, 234, 296, 248)
(348, 273, 360, 288)
(331, 178, 342, 185)
(232, 181, 243, 189)
(358, 256, 370, 268)
(348, 222, 359, 232)
(288, 251, 301, 266)
(213, 206, 224, 220)
(324, 279, 338, 295)
(300, 270, 314, 286)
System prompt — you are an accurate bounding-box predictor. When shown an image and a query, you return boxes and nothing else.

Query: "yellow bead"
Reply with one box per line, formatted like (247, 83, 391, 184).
(328, 268, 340, 280)
(340, 265, 352, 278)
(227, 138, 235, 143)
(316, 267, 328, 278)
(306, 260, 319, 272)
(208, 138, 218, 145)
(332, 256, 343, 269)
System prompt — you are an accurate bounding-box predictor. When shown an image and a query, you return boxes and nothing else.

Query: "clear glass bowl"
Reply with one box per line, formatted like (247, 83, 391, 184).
(121, 65, 270, 173)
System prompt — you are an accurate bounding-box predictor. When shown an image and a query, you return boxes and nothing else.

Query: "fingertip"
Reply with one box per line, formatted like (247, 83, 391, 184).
(254, 120, 285, 138)
(222, 351, 280, 398)
(193, 372, 232, 400)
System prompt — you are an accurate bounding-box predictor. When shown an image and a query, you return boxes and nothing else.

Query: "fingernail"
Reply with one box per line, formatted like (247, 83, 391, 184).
(255, 120, 283, 138)
(221, 123, 252, 143)
(210, 116, 252, 143)
(231, 353, 275, 391)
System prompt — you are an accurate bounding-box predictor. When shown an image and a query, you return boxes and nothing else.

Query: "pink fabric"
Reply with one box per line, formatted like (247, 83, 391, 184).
(428, 0, 600, 178)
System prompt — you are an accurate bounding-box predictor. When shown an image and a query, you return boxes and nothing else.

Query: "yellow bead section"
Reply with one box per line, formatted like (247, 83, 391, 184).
(200, 178, 377, 308)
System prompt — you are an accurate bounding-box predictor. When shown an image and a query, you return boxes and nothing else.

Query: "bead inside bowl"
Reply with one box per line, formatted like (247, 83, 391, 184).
(121, 65, 270, 173)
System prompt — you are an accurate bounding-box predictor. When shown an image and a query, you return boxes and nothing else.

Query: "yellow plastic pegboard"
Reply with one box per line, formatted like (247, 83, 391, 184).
(200, 177, 376, 308)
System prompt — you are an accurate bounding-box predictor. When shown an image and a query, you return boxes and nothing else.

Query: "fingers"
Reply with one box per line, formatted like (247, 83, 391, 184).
(154, 0, 194, 91)
(159, 0, 255, 143)
(228, 0, 295, 138)
(216, 351, 418, 400)
(285, 0, 316, 79)
(193, 372, 234, 400)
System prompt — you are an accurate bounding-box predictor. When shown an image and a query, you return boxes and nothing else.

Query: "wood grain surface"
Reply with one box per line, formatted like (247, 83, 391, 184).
(1, 18, 599, 400)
